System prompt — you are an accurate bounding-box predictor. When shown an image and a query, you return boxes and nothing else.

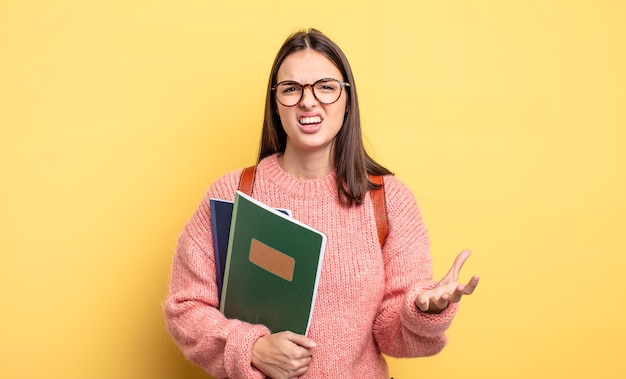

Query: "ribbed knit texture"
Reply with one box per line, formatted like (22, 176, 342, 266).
(165, 153, 458, 379)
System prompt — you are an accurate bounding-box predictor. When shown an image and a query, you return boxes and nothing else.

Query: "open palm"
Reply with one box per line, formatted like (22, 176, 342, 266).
(415, 249, 480, 313)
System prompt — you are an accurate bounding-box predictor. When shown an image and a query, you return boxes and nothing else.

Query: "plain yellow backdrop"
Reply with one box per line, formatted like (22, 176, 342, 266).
(1, 1, 624, 378)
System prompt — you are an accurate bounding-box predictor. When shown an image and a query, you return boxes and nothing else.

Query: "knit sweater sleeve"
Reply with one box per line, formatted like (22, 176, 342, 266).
(372, 176, 459, 358)
(164, 170, 270, 379)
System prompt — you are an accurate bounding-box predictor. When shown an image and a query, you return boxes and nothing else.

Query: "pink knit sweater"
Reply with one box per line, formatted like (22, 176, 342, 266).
(165, 154, 458, 378)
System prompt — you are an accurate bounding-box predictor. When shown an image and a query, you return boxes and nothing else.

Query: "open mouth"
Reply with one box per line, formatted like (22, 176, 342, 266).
(299, 116, 322, 125)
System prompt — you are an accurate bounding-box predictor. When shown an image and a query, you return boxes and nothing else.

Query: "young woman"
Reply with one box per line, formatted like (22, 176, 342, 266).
(165, 28, 479, 379)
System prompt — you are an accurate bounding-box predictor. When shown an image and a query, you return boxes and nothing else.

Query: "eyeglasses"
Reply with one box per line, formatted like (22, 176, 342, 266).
(272, 78, 350, 107)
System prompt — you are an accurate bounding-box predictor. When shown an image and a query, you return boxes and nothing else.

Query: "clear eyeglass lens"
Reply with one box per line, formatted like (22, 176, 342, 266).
(275, 79, 343, 106)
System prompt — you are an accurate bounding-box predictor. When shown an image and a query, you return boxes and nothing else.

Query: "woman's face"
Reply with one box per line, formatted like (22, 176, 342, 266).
(275, 49, 348, 157)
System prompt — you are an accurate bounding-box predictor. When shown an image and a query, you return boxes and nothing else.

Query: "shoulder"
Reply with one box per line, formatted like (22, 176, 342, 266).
(382, 174, 417, 202)
(380, 174, 425, 222)
(206, 168, 245, 202)
(205, 155, 277, 200)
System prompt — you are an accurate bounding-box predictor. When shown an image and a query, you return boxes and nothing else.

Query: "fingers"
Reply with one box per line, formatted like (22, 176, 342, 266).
(251, 332, 316, 379)
(280, 333, 314, 377)
(440, 249, 474, 287)
(284, 331, 317, 350)
(446, 284, 465, 304)
(416, 274, 480, 313)
(415, 288, 451, 313)
(280, 356, 312, 378)
(447, 275, 480, 302)
(463, 275, 480, 295)
(451, 249, 472, 280)
(415, 293, 429, 312)
(432, 291, 451, 311)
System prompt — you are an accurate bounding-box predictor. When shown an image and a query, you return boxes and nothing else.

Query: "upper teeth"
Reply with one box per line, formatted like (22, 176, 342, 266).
(300, 116, 321, 125)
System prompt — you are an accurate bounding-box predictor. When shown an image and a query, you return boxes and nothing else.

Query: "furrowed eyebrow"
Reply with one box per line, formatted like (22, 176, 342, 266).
(278, 78, 340, 85)
(276, 80, 300, 85)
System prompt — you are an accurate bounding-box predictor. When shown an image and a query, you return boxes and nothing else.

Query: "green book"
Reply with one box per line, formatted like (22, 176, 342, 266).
(219, 191, 327, 335)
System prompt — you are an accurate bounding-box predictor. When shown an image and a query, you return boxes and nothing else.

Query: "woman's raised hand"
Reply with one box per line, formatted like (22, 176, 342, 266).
(415, 249, 479, 314)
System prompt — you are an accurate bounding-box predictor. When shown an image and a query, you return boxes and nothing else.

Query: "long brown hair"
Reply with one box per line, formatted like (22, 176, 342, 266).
(258, 28, 392, 206)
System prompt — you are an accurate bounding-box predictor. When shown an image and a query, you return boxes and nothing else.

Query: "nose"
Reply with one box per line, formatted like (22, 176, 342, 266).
(299, 84, 318, 108)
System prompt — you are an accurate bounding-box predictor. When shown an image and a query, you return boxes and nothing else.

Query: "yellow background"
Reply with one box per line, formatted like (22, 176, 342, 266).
(1, 1, 624, 378)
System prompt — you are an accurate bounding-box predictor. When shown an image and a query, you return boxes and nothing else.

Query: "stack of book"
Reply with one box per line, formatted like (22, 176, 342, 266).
(210, 191, 327, 335)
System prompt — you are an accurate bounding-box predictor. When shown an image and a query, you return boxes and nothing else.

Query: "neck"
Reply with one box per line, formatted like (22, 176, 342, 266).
(279, 146, 335, 179)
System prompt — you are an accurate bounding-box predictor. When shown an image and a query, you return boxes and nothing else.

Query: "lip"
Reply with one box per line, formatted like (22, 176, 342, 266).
(297, 112, 323, 134)
(299, 121, 322, 134)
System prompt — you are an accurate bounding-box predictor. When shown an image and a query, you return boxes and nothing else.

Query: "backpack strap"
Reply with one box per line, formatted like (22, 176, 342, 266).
(238, 165, 388, 247)
(238, 165, 256, 196)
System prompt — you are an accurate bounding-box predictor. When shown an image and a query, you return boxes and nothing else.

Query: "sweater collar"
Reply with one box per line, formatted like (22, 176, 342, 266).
(258, 153, 337, 199)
